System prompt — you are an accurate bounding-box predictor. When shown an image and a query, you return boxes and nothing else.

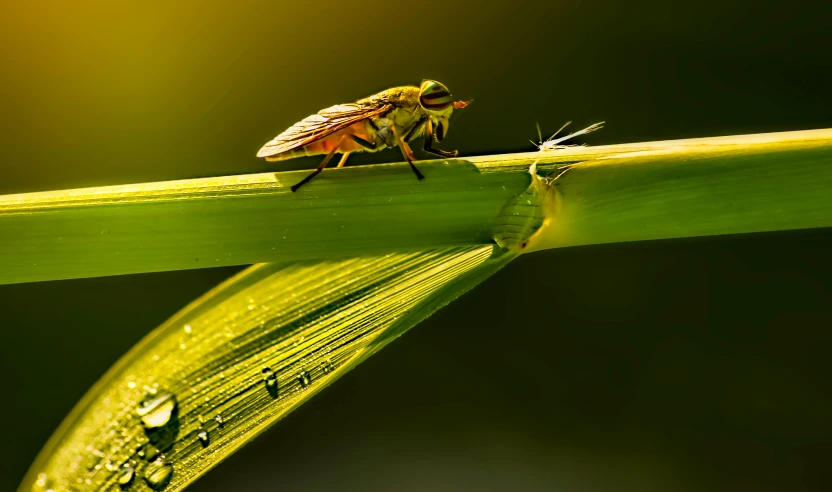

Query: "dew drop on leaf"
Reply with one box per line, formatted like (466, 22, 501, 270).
(117, 465, 135, 487)
(263, 367, 278, 398)
(136, 392, 177, 429)
(197, 429, 209, 447)
(297, 370, 311, 389)
(143, 459, 173, 490)
(33, 473, 52, 491)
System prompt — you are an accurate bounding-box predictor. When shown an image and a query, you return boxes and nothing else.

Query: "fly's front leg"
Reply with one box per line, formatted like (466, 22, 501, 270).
(423, 121, 459, 158)
(391, 125, 424, 180)
(424, 139, 459, 158)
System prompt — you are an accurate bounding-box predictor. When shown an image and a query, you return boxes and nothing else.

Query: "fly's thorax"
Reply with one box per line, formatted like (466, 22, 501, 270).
(361, 85, 421, 107)
(371, 105, 427, 148)
(491, 163, 562, 253)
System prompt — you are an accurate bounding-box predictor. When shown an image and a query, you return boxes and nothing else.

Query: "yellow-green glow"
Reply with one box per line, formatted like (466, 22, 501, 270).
(16, 128, 832, 492)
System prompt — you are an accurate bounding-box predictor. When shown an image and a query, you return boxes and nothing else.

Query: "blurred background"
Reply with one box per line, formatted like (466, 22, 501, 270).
(1, 1, 831, 490)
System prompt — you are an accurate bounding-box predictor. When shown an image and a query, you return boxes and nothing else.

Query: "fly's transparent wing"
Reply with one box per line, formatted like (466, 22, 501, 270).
(257, 103, 391, 158)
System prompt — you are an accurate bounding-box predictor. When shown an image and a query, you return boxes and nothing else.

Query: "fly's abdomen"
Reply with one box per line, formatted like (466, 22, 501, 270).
(264, 147, 312, 162)
(264, 122, 377, 162)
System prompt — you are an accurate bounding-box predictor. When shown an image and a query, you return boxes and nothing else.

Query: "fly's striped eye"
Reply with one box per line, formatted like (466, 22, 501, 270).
(419, 80, 453, 112)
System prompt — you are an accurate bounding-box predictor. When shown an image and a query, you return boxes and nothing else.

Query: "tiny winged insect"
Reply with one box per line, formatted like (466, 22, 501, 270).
(257, 80, 472, 192)
(531, 121, 605, 181)
(532, 120, 605, 151)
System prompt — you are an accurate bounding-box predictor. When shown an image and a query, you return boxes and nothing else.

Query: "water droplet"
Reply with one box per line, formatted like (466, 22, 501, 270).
(117, 465, 135, 487)
(297, 370, 311, 389)
(183, 324, 192, 334)
(263, 367, 278, 398)
(215, 414, 224, 427)
(143, 460, 173, 490)
(34, 473, 51, 491)
(321, 359, 335, 375)
(197, 429, 209, 447)
(136, 392, 177, 428)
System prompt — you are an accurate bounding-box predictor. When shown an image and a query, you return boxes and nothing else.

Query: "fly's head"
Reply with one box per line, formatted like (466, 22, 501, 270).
(418, 79, 471, 143)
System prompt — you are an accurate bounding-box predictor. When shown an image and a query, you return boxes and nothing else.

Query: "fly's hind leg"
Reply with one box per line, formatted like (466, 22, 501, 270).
(391, 125, 424, 180)
(336, 152, 351, 168)
(290, 135, 347, 192)
(336, 133, 380, 169)
(349, 133, 377, 150)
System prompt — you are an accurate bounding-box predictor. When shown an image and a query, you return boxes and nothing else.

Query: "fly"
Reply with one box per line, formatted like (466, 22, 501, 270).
(257, 80, 472, 192)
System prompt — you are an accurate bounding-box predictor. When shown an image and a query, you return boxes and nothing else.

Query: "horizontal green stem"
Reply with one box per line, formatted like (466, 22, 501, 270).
(0, 163, 529, 284)
(530, 129, 832, 251)
(2, 129, 831, 285)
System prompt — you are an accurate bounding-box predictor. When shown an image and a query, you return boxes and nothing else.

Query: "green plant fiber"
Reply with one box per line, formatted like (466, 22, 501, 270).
(2, 129, 831, 285)
(14, 128, 832, 492)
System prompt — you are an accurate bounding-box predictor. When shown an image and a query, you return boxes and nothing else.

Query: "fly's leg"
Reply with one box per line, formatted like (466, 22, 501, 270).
(424, 138, 459, 158)
(336, 152, 351, 168)
(348, 134, 376, 150)
(401, 140, 418, 161)
(402, 117, 427, 142)
(391, 125, 424, 180)
(423, 121, 459, 158)
(335, 133, 380, 169)
(290, 135, 347, 192)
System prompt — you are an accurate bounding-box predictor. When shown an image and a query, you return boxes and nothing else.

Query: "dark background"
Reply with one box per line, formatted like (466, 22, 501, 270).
(2, 1, 831, 490)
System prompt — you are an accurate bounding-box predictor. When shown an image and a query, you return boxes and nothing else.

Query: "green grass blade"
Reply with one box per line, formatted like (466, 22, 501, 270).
(528, 129, 832, 251)
(16, 128, 832, 491)
(3, 128, 831, 285)
(0, 162, 529, 285)
(21, 245, 515, 492)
